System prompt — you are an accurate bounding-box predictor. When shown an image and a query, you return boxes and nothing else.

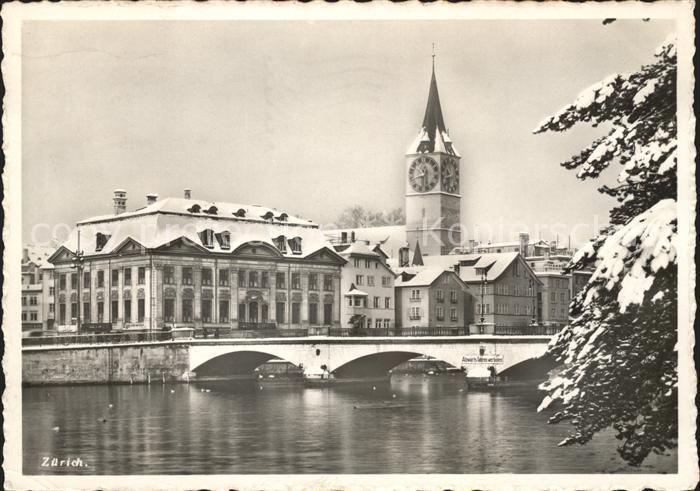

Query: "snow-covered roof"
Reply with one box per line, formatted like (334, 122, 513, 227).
(325, 225, 408, 259)
(23, 244, 56, 269)
(335, 240, 381, 258)
(395, 267, 462, 288)
(55, 197, 337, 260)
(419, 252, 542, 284)
(344, 283, 368, 296)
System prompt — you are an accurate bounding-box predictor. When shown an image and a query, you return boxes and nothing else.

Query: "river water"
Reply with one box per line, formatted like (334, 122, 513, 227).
(23, 377, 676, 475)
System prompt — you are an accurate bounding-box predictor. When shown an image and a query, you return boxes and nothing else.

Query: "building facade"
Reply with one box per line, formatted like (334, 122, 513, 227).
(21, 245, 56, 336)
(49, 191, 345, 333)
(395, 268, 470, 329)
(405, 64, 462, 257)
(536, 272, 571, 326)
(335, 241, 395, 329)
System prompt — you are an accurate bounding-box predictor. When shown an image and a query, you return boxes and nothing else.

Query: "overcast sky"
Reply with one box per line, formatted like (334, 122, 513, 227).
(22, 19, 673, 247)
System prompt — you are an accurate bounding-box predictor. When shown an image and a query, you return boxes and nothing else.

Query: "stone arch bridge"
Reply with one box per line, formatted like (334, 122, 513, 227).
(189, 336, 553, 380)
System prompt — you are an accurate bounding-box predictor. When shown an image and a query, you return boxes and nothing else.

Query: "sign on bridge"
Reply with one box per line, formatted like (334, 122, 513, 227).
(461, 354, 504, 366)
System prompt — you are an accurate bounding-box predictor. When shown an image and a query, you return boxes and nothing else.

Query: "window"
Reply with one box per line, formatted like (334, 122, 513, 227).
(365, 259, 371, 268)
(217, 232, 231, 250)
(559, 291, 566, 302)
(288, 237, 302, 254)
(219, 269, 229, 286)
(30, 312, 38, 321)
(138, 298, 145, 322)
(163, 266, 175, 285)
(83, 302, 90, 322)
(436, 290, 444, 303)
(261, 272, 269, 288)
(323, 303, 332, 325)
(21, 312, 27, 321)
(373, 296, 379, 308)
(436, 306, 444, 320)
(124, 268, 132, 286)
(95, 232, 110, 252)
(367, 276, 375, 286)
(366, 318, 372, 329)
(291, 273, 301, 290)
(138, 267, 146, 284)
(550, 307, 556, 317)
(385, 297, 390, 309)
(450, 308, 458, 321)
(124, 299, 132, 323)
(273, 236, 287, 253)
(182, 300, 193, 322)
(309, 303, 318, 325)
(21, 296, 26, 306)
(49, 287, 55, 296)
(353, 297, 364, 307)
(355, 275, 364, 286)
(323, 274, 333, 291)
(353, 258, 360, 267)
(410, 289, 420, 300)
(219, 300, 229, 323)
(164, 299, 175, 322)
(71, 273, 78, 290)
(59, 274, 66, 290)
(97, 301, 104, 322)
(83, 271, 90, 288)
(202, 268, 213, 286)
(292, 302, 301, 324)
(309, 274, 318, 290)
(201, 299, 212, 323)
(59, 303, 66, 324)
(550, 292, 556, 302)
(97, 271, 105, 288)
(29, 296, 38, 306)
(182, 267, 193, 285)
(238, 303, 246, 322)
(450, 291, 458, 303)
(382, 276, 391, 287)
(276, 302, 286, 323)
(239, 270, 246, 287)
(383, 319, 390, 329)
(200, 229, 215, 248)
(111, 300, 118, 322)
(276, 272, 286, 289)
(375, 319, 382, 329)
(111, 270, 119, 287)
(248, 271, 258, 287)
(49, 303, 55, 313)
(410, 306, 421, 320)
(69, 302, 77, 324)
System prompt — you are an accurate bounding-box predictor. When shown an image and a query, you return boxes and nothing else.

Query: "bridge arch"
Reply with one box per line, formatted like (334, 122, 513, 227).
(331, 351, 425, 378)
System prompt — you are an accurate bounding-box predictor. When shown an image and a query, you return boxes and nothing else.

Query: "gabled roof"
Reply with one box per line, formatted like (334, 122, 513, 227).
(421, 252, 542, 284)
(345, 283, 368, 297)
(23, 244, 56, 269)
(325, 225, 408, 260)
(395, 267, 466, 289)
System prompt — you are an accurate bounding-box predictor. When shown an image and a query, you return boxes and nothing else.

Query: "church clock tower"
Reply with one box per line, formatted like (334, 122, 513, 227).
(405, 62, 462, 256)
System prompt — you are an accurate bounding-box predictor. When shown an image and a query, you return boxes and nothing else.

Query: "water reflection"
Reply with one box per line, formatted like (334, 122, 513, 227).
(23, 378, 676, 474)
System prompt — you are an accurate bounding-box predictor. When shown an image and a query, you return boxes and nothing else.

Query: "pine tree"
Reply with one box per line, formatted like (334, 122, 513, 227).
(533, 35, 678, 466)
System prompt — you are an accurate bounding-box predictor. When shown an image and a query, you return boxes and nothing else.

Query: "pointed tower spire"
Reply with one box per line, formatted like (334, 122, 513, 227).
(406, 53, 459, 157)
(412, 240, 424, 266)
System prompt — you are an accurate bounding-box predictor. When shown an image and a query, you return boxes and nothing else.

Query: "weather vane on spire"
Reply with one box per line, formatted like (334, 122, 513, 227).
(432, 43, 436, 67)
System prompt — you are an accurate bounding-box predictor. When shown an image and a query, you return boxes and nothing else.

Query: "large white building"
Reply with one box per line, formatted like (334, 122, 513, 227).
(49, 190, 346, 333)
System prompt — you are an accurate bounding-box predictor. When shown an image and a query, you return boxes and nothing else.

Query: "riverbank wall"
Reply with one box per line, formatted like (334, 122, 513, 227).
(23, 343, 191, 385)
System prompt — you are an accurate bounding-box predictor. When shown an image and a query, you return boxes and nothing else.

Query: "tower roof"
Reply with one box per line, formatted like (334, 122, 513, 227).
(406, 64, 460, 157)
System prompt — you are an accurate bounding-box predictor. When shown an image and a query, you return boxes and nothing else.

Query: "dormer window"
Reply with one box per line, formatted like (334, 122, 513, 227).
(204, 205, 218, 215)
(188, 204, 201, 213)
(287, 236, 302, 255)
(198, 229, 215, 249)
(273, 235, 287, 253)
(233, 208, 246, 218)
(276, 213, 288, 222)
(95, 232, 111, 252)
(216, 231, 231, 250)
(261, 211, 275, 220)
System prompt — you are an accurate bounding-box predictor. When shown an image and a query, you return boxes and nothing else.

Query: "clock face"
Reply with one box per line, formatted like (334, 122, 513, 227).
(409, 156, 439, 192)
(441, 158, 460, 194)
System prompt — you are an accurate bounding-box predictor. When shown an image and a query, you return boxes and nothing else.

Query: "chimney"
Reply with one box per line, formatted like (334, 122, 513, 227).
(184, 189, 192, 200)
(146, 193, 158, 205)
(113, 189, 127, 215)
(519, 232, 530, 256)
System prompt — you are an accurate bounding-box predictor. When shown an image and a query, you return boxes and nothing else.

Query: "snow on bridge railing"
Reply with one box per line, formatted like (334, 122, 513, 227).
(22, 325, 564, 347)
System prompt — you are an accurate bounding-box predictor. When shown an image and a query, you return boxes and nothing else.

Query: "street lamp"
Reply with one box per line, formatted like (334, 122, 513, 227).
(529, 278, 536, 326)
(478, 267, 487, 334)
(70, 229, 85, 333)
